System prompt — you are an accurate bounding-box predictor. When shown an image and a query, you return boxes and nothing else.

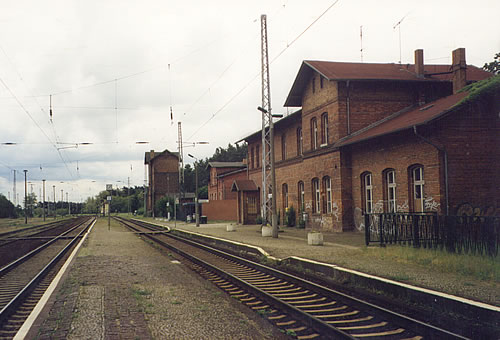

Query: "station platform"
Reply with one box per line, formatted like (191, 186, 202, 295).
(143, 218, 499, 332)
(22, 218, 284, 340)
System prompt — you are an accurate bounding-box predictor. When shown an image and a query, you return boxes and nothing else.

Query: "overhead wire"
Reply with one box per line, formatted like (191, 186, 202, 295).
(0, 43, 77, 179)
(188, 0, 341, 140)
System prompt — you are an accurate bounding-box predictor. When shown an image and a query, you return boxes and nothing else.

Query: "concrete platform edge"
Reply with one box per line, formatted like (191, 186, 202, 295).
(166, 225, 499, 325)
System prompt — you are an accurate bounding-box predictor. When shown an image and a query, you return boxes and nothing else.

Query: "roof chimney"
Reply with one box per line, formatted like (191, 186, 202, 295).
(415, 49, 424, 78)
(452, 48, 467, 93)
(150, 149, 155, 160)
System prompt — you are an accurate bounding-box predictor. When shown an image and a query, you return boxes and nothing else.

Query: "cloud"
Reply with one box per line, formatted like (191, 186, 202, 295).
(1, 0, 499, 201)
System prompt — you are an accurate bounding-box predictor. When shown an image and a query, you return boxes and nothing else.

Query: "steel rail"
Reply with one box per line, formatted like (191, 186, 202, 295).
(118, 221, 467, 339)
(0, 217, 88, 275)
(0, 217, 94, 327)
(115, 217, 350, 338)
(180, 234, 467, 340)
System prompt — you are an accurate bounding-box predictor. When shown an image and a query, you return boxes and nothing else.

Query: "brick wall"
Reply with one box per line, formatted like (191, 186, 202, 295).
(349, 131, 442, 230)
(147, 152, 179, 213)
(434, 99, 500, 215)
(202, 199, 237, 221)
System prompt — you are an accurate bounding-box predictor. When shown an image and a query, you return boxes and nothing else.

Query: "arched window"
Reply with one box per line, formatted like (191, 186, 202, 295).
(321, 112, 328, 146)
(383, 169, 397, 213)
(311, 118, 318, 150)
(361, 172, 373, 213)
(298, 181, 304, 211)
(281, 134, 287, 160)
(250, 146, 254, 169)
(255, 145, 260, 168)
(297, 127, 303, 156)
(282, 183, 288, 213)
(312, 178, 320, 213)
(322, 176, 332, 213)
(409, 165, 425, 212)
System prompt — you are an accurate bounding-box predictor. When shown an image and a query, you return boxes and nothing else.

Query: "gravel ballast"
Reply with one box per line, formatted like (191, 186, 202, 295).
(32, 218, 285, 339)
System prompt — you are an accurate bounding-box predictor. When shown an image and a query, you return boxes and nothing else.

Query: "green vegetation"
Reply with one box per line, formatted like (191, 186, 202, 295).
(362, 245, 499, 282)
(456, 74, 500, 108)
(0, 194, 18, 218)
(132, 286, 154, 314)
(82, 143, 246, 216)
(483, 52, 500, 75)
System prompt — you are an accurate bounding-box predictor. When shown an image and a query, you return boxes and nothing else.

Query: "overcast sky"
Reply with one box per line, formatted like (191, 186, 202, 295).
(0, 0, 498, 204)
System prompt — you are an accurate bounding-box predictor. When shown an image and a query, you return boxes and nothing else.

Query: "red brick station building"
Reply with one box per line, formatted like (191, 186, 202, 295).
(149, 48, 499, 232)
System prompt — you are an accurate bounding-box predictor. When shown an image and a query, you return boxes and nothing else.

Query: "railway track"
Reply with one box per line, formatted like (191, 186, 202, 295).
(0, 217, 89, 268)
(116, 217, 468, 339)
(0, 216, 95, 339)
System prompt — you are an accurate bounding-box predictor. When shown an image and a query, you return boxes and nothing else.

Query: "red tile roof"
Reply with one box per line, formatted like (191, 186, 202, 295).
(231, 180, 258, 192)
(335, 91, 469, 147)
(285, 60, 491, 106)
(306, 61, 489, 82)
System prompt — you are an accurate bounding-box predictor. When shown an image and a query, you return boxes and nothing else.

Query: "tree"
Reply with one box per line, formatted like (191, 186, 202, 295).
(483, 52, 500, 75)
(0, 194, 17, 218)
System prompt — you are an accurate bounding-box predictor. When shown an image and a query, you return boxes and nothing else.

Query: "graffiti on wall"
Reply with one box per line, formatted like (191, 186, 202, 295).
(396, 200, 409, 212)
(456, 203, 500, 217)
(354, 207, 364, 231)
(372, 200, 384, 214)
(424, 196, 440, 212)
(331, 201, 340, 222)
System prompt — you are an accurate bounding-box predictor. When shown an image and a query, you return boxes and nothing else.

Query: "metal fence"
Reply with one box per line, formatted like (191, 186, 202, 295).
(364, 213, 500, 257)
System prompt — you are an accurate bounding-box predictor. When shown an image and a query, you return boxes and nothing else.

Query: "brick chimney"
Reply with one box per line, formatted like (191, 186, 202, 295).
(150, 149, 155, 161)
(415, 49, 424, 78)
(452, 48, 467, 93)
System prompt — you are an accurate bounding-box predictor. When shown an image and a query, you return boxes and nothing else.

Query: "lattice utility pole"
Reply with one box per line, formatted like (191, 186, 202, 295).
(178, 122, 184, 184)
(259, 14, 278, 238)
(177, 121, 184, 220)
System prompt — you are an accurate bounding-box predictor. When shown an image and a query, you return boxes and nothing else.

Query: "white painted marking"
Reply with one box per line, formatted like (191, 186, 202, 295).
(171, 260, 181, 264)
(14, 218, 97, 340)
(287, 256, 500, 313)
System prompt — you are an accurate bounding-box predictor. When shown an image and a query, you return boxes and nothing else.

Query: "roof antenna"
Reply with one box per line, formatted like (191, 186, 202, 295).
(360, 25, 363, 63)
(393, 13, 409, 64)
(49, 94, 53, 122)
(168, 63, 174, 125)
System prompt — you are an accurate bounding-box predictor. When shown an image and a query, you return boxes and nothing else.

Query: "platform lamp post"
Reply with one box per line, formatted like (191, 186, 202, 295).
(187, 154, 199, 227)
(53, 185, 56, 219)
(42, 179, 46, 221)
(23, 170, 28, 224)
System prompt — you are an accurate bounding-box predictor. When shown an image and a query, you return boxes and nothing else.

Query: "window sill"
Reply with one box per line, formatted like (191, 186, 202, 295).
(320, 143, 328, 148)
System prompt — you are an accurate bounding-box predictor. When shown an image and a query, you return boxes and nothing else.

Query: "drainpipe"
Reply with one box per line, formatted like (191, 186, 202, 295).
(346, 80, 351, 135)
(413, 126, 449, 215)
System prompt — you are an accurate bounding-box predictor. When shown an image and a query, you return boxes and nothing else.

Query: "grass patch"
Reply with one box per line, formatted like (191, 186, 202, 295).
(363, 245, 500, 282)
(132, 286, 154, 314)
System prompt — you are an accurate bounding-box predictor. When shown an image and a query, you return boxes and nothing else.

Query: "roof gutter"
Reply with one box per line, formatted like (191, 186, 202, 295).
(412, 126, 449, 215)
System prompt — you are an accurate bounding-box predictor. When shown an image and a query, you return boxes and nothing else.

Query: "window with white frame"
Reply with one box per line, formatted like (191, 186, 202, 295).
(412, 166, 425, 212)
(297, 128, 303, 156)
(363, 173, 373, 213)
(281, 134, 287, 160)
(282, 183, 289, 218)
(312, 178, 320, 213)
(323, 176, 332, 213)
(298, 181, 304, 211)
(311, 118, 318, 150)
(321, 112, 328, 146)
(386, 170, 396, 213)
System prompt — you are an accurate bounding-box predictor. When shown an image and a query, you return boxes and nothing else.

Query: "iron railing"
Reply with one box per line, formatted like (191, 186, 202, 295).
(364, 213, 499, 257)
